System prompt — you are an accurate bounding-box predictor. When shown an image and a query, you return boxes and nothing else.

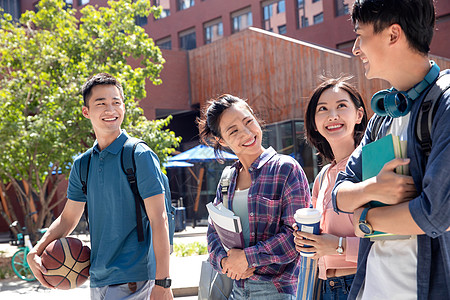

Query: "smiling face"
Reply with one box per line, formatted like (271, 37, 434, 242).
(314, 87, 364, 147)
(82, 84, 125, 139)
(217, 104, 264, 160)
(352, 22, 391, 80)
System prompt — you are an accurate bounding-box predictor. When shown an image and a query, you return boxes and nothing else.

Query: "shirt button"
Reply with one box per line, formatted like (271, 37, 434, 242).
(252, 263, 257, 267)
(99, 168, 102, 172)
(251, 232, 255, 236)
(432, 231, 437, 236)
(248, 167, 253, 172)
(250, 213, 254, 217)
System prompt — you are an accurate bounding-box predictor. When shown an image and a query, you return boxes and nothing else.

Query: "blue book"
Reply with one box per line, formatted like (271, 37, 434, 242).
(362, 134, 408, 238)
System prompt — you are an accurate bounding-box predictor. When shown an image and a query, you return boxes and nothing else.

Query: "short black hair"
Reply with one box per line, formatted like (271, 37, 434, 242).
(81, 73, 124, 107)
(305, 77, 368, 162)
(352, 0, 435, 55)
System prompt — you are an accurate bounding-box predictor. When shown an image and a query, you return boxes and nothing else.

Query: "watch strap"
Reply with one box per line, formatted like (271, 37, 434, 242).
(155, 277, 172, 288)
(359, 207, 371, 223)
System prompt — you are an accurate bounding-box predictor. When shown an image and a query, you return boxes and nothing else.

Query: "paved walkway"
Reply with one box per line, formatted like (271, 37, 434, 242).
(0, 225, 208, 299)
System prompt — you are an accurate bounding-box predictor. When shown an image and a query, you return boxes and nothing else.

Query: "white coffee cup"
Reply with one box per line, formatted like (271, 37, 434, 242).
(294, 208, 321, 257)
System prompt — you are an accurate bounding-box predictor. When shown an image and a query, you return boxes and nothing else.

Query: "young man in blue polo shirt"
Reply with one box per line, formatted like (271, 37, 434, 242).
(331, 0, 450, 299)
(28, 73, 173, 300)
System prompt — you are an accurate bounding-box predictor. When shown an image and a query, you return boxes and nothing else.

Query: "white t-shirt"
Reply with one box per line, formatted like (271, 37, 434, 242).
(357, 114, 418, 300)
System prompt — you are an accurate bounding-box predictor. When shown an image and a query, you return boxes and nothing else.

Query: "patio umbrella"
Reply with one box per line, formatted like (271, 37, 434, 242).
(168, 144, 237, 162)
(168, 145, 237, 227)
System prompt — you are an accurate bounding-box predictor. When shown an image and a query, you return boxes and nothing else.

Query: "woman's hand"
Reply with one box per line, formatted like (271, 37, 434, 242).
(221, 249, 250, 280)
(293, 227, 341, 259)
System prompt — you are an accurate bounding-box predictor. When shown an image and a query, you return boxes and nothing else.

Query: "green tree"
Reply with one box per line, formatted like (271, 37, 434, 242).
(0, 0, 181, 241)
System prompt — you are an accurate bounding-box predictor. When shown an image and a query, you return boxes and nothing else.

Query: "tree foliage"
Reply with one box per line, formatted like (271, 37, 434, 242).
(0, 0, 181, 240)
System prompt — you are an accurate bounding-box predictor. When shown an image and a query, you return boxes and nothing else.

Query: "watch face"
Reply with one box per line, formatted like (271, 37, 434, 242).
(336, 247, 344, 255)
(359, 222, 373, 235)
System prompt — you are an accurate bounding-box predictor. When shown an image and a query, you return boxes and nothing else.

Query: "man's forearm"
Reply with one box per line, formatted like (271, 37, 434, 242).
(150, 215, 171, 279)
(335, 180, 371, 212)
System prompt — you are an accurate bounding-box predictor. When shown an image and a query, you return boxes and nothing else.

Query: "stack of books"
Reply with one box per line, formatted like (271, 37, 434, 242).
(206, 202, 244, 251)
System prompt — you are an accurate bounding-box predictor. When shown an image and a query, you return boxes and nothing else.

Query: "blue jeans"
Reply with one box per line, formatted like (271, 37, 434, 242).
(90, 280, 154, 300)
(229, 279, 295, 300)
(319, 274, 354, 300)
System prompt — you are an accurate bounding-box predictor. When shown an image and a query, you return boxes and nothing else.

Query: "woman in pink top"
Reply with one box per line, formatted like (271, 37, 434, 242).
(293, 77, 368, 299)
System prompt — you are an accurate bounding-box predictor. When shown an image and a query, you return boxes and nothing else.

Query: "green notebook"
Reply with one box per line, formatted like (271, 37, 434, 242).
(362, 134, 408, 238)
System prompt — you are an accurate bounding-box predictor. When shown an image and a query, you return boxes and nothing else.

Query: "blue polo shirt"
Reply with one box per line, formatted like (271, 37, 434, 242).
(67, 130, 165, 287)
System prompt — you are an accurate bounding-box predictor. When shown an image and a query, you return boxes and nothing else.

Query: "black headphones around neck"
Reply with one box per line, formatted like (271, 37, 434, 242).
(371, 61, 440, 118)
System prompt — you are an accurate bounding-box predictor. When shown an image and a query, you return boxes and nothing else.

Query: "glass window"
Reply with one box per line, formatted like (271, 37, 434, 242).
(313, 12, 323, 24)
(179, 28, 196, 50)
(262, 0, 286, 35)
(178, 0, 194, 11)
(262, 120, 316, 184)
(156, 36, 172, 50)
(297, 0, 323, 29)
(155, 0, 171, 19)
(204, 18, 223, 44)
(335, 0, 352, 17)
(135, 15, 148, 27)
(278, 24, 287, 35)
(231, 7, 253, 33)
(1, 0, 21, 20)
(78, 0, 89, 6)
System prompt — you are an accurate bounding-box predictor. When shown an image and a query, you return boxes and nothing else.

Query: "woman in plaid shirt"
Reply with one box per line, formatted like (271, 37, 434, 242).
(198, 94, 311, 299)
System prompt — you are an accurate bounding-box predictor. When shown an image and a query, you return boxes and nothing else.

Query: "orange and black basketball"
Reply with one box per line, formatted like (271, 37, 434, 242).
(41, 237, 90, 289)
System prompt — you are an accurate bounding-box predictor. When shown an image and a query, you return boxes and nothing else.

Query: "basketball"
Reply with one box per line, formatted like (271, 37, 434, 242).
(41, 237, 90, 289)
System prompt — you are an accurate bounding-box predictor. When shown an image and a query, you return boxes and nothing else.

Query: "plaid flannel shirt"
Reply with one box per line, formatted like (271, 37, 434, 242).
(207, 147, 311, 295)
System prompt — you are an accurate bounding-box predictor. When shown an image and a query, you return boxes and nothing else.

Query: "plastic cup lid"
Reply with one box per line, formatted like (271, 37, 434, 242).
(294, 208, 321, 219)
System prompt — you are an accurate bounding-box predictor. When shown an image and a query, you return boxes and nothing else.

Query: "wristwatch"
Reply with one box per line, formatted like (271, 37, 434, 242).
(358, 207, 373, 235)
(155, 277, 172, 288)
(336, 237, 344, 255)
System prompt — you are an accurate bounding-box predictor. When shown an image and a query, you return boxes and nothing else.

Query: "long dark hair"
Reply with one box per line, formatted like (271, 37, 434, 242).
(305, 77, 368, 162)
(197, 94, 259, 162)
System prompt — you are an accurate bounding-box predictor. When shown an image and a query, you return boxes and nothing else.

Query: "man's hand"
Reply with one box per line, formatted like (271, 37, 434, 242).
(27, 248, 54, 289)
(221, 249, 250, 280)
(150, 285, 173, 300)
(367, 158, 417, 205)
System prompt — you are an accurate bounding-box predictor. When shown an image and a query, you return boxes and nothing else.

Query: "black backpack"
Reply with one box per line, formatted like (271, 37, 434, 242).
(370, 73, 450, 166)
(79, 137, 175, 252)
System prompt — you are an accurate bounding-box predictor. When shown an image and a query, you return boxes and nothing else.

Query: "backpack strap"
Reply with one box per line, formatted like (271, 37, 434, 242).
(318, 164, 331, 190)
(79, 148, 93, 196)
(416, 73, 450, 161)
(79, 148, 93, 229)
(121, 137, 147, 242)
(220, 166, 235, 209)
(370, 114, 386, 142)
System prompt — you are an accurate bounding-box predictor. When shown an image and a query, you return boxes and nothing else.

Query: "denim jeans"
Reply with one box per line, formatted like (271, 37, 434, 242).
(229, 279, 295, 300)
(320, 274, 354, 300)
(90, 280, 154, 300)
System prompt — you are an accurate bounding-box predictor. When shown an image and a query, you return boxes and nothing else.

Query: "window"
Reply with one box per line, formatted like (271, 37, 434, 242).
(0, 0, 21, 21)
(155, 0, 170, 19)
(204, 18, 223, 44)
(313, 12, 323, 24)
(78, 0, 89, 6)
(262, 0, 286, 35)
(262, 120, 316, 184)
(156, 36, 172, 50)
(335, 0, 352, 17)
(278, 24, 286, 35)
(64, 0, 73, 9)
(231, 7, 253, 33)
(178, 0, 194, 11)
(179, 28, 196, 50)
(135, 15, 148, 27)
(297, 0, 323, 28)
